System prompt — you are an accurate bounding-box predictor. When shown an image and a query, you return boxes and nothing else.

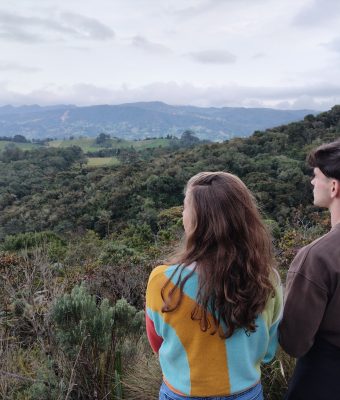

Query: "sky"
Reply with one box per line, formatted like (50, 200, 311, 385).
(0, 0, 340, 110)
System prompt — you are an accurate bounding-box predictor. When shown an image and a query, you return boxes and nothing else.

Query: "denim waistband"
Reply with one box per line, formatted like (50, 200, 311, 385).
(160, 381, 263, 400)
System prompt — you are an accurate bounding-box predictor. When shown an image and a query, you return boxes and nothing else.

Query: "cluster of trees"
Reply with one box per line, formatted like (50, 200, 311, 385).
(1, 107, 339, 241)
(0, 134, 28, 143)
(0, 107, 339, 241)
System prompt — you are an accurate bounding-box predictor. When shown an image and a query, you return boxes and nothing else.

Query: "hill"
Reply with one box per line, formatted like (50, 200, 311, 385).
(0, 106, 339, 400)
(0, 102, 313, 141)
(0, 106, 339, 240)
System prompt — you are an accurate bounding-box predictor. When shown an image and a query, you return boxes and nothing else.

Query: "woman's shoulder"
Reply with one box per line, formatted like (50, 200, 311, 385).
(148, 264, 179, 283)
(148, 264, 168, 281)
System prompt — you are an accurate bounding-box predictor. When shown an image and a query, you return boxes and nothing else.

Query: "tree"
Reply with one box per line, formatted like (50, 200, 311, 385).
(96, 132, 111, 145)
(13, 134, 28, 143)
(180, 130, 200, 146)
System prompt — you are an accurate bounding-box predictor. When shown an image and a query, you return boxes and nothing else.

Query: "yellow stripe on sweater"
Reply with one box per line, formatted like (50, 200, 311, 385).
(147, 268, 231, 396)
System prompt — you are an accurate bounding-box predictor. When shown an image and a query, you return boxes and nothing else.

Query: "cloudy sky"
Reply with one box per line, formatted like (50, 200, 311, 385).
(1, 0, 340, 109)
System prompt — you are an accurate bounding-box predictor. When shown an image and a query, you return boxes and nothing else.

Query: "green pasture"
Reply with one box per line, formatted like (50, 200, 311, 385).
(86, 157, 120, 167)
(48, 137, 171, 152)
(48, 138, 104, 152)
(0, 141, 39, 151)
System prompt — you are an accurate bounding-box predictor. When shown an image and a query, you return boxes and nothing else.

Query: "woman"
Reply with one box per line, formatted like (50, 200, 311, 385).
(146, 172, 282, 400)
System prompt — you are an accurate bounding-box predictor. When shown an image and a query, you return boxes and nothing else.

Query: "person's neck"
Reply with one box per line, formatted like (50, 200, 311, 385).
(330, 203, 340, 228)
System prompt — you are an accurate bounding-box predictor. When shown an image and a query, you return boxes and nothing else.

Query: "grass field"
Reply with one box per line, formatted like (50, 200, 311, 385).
(0, 141, 39, 151)
(48, 137, 171, 152)
(48, 138, 106, 152)
(86, 157, 120, 167)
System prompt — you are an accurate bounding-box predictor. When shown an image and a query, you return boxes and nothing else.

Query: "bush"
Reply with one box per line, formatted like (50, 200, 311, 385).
(1, 231, 65, 252)
(51, 284, 144, 399)
(52, 284, 114, 356)
(51, 284, 116, 399)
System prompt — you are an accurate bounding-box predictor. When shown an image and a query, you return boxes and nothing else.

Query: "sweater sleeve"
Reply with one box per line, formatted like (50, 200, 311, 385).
(279, 249, 328, 358)
(145, 309, 163, 353)
(145, 265, 167, 354)
(263, 274, 283, 363)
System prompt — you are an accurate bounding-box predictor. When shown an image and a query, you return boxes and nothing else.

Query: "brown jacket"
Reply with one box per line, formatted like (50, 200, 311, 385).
(279, 223, 340, 358)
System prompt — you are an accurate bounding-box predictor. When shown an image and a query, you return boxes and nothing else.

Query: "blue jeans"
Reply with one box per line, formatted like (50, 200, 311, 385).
(159, 382, 263, 400)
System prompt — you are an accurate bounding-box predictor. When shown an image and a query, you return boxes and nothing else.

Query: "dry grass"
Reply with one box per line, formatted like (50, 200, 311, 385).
(121, 344, 296, 400)
(262, 348, 296, 400)
(0, 336, 45, 399)
(121, 341, 161, 400)
(1, 246, 297, 400)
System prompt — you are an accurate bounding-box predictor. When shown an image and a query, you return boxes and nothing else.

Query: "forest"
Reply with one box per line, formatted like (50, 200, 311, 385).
(0, 105, 339, 399)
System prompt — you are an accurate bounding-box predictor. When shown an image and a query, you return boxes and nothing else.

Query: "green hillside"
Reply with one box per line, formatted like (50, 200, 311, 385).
(0, 140, 39, 151)
(86, 157, 120, 167)
(48, 137, 172, 152)
(0, 106, 339, 240)
(0, 106, 339, 400)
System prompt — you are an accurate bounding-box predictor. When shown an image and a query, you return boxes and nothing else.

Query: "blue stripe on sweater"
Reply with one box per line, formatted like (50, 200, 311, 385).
(147, 308, 191, 394)
(226, 315, 266, 392)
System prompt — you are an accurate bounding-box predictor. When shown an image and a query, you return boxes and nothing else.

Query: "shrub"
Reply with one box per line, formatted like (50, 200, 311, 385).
(51, 284, 115, 399)
(1, 231, 65, 252)
(51, 284, 144, 399)
(52, 284, 114, 356)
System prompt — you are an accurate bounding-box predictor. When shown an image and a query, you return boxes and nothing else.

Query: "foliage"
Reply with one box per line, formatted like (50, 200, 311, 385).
(1, 231, 65, 252)
(276, 210, 330, 279)
(1, 106, 340, 399)
(51, 284, 144, 399)
(96, 132, 112, 145)
(87, 157, 120, 167)
(52, 284, 114, 356)
(262, 348, 296, 400)
(0, 107, 339, 241)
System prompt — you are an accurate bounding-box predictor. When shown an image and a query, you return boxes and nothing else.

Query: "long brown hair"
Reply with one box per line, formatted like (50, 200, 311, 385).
(161, 172, 276, 338)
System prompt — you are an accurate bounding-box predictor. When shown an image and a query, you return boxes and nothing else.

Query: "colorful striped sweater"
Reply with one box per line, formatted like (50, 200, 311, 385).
(145, 264, 283, 397)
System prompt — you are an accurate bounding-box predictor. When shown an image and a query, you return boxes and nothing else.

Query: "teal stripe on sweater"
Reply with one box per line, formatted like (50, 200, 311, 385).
(147, 308, 191, 394)
(226, 316, 266, 393)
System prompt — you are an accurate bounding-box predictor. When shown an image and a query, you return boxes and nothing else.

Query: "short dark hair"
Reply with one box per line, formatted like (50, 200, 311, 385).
(308, 140, 340, 180)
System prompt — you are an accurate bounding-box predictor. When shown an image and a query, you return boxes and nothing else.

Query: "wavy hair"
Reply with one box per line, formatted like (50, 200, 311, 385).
(161, 172, 276, 338)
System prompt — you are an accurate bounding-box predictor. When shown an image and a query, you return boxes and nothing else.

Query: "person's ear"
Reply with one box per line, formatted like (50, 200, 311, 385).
(331, 180, 340, 199)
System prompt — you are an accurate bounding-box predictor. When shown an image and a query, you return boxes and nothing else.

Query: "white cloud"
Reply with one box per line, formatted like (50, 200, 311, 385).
(0, 81, 338, 110)
(322, 36, 340, 53)
(60, 12, 115, 40)
(0, 10, 114, 43)
(293, 0, 340, 26)
(0, 0, 339, 110)
(131, 36, 171, 54)
(0, 62, 40, 73)
(188, 50, 237, 64)
(251, 53, 266, 59)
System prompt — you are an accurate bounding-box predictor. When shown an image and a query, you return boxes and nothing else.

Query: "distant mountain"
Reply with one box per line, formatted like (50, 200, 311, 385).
(0, 102, 314, 141)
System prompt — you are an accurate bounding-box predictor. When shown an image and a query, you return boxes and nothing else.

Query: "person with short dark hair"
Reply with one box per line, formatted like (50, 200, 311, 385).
(279, 140, 340, 399)
(146, 172, 282, 400)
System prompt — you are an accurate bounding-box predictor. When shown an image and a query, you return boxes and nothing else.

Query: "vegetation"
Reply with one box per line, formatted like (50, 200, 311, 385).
(0, 106, 339, 399)
(48, 136, 174, 153)
(86, 157, 120, 168)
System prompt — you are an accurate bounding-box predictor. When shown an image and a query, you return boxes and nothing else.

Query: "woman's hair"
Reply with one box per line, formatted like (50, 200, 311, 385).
(308, 140, 340, 180)
(161, 171, 276, 339)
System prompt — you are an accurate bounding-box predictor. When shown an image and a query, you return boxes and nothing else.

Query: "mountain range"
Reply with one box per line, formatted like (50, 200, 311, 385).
(0, 102, 314, 141)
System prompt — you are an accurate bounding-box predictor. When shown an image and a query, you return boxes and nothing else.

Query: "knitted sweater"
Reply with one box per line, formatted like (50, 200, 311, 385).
(145, 264, 283, 397)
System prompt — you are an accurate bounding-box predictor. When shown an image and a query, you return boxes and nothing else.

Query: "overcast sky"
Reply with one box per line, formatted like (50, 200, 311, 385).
(1, 0, 340, 109)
